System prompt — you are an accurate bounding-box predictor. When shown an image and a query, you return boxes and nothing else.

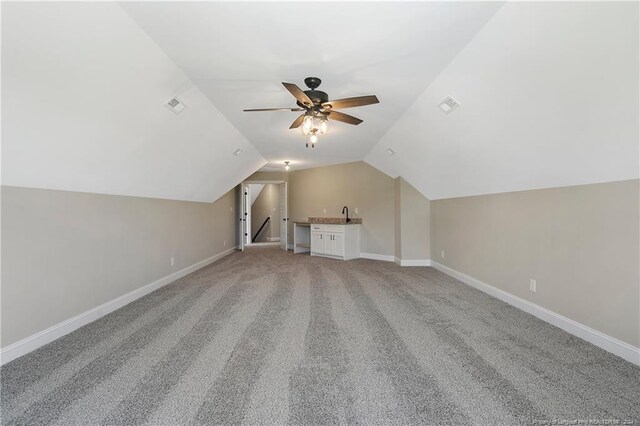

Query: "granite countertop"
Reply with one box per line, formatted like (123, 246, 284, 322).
(307, 217, 362, 225)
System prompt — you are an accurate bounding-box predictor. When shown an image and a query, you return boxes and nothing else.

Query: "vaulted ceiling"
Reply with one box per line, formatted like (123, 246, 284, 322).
(2, 2, 638, 202)
(2, 2, 265, 202)
(366, 1, 639, 199)
(119, 1, 503, 172)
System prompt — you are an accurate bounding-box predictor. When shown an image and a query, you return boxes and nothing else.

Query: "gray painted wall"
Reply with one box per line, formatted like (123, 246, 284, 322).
(394, 178, 402, 258)
(287, 162, 395, 256)
(396, 177, 431, 261)
(5, 163, 621, 353)
(1, 186, 237, 347)
(249, 166, 428, 261)
(431, 179, 640, 347)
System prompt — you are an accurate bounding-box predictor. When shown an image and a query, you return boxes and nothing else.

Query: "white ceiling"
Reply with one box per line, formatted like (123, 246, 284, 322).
(366, 1, 639, 199)
(120, 1, 504, 171)
(2, 2, 637, 202)
(1, 2, 265, 202)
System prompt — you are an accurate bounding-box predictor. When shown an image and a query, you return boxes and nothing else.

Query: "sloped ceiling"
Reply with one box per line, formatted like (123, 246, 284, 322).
(1, 2, 265, 202)
(119, 1, 504, 171)
(2, 2, 637, 202)
(366, 1, 639, 199)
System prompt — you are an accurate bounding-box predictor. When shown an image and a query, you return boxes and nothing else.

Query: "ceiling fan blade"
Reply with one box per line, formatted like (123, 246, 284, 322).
(327, 110, 363, 126)
(322, 95, 379, 110)
(282, 82, 314, 107)
(289, 113, 306, 129)
(243, 108, 305, 112)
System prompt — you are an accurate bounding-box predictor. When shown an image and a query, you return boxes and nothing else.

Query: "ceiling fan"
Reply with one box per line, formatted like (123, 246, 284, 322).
(243, 77, 379, 148)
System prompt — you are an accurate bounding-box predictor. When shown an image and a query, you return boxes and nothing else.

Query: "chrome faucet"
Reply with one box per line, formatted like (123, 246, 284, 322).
(342, 206, 351, 223)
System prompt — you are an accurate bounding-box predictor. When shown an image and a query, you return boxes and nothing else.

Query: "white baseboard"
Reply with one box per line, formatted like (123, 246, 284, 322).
(362, 253, 430, 266)
(360, 252, 395, 262)
(430, 261, 640, 366)
(0, 247, 237, 366)
(395, 257, 432, 267)
(266, 236, 280, 242)
(248, 242, 279, 247)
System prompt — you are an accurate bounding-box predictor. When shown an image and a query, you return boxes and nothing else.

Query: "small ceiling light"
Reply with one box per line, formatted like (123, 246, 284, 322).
(387, 148, 395, 155)
(233, 148, 243, 156)
(284, 161, 290, 171)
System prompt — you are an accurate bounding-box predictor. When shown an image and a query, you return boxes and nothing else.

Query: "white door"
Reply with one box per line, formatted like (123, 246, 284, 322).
(245, 186, 251, 246)
(279, 182, 287, 250)
(311, 232, 323, 254)
(237, 185, 244, 251)
(241, 185, 249, 251)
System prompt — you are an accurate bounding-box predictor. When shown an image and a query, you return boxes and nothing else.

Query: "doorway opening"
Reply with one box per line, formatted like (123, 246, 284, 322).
(246, 183, 278, 246)
(238, 180, 287, 251)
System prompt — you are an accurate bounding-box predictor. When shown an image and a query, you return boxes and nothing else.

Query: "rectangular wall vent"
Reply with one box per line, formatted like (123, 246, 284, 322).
(165, 97, 186, 114)
(438, 96, 460, 114)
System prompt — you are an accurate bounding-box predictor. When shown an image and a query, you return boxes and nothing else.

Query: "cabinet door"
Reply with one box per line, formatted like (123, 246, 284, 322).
(323, 233, 331, 255)
(333, 233, 345, 256)
(311, 232, 324, 254)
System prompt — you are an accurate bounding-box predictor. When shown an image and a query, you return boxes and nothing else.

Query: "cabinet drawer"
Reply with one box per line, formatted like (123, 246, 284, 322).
(324, 225, 344, 233)
(311, 224, 323, 232)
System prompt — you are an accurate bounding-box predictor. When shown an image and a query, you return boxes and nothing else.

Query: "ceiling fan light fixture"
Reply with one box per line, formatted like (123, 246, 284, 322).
(302, 115, 313, 131)
(311, 115, 321, 131)
(319, 117, 328, 134)
(243, 78, 378, 148)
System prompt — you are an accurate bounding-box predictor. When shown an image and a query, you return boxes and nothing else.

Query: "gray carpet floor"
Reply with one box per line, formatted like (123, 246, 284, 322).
(2, 246, 639, 425)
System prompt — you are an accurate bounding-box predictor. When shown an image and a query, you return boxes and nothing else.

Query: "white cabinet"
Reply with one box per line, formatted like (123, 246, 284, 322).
(310, 224, 360, 260)
(333, 233, 345, 256)
(310, 231, 324, 254)
(325, 234, 336, 255)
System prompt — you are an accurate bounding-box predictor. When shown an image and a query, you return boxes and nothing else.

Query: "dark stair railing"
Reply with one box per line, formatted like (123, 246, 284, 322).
(252, 216, 270, 242)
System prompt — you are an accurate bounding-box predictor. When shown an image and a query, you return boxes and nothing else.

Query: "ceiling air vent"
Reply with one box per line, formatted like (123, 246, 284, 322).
(438, 96, 460, 114)
(165, 97, 186, 114)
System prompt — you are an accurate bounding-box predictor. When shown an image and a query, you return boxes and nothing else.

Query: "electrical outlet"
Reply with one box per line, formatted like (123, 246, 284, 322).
(323, 208, 327, 214)
(354, 208, 359, 214)
(441, 250, 445, 259)
(230, 207, 233, 212)
(223, 240, 226, 247)
(529, 279, 537, 293)
(170, 257, 175, 266)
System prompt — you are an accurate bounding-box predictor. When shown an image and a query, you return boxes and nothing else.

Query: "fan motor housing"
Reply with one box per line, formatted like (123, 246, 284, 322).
(298, 90, 328, 107)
